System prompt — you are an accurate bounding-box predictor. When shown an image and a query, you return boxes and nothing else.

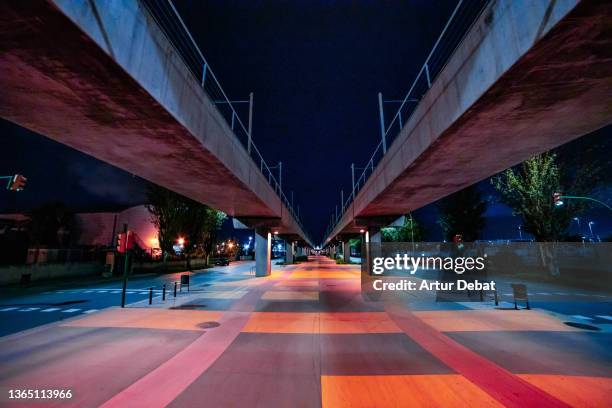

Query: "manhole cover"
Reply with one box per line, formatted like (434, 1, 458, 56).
(198, 321, 220, 329)
(564, 322, 601, 331)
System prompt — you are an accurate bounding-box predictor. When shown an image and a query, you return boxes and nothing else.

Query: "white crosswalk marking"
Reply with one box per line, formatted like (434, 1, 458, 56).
(84, 290, 93, 293)
(97, 291, 107, 293)
(111, 291, 121, 294)
(596, 315, 612, 321)
(62, 308, 81, 313)
(0, 307, 19, 311)
(18, 307, 40, 312)
(126, 291, 135, 294)
(41, 308, 61, 312)
(571, 315, 593, 321)
(536, 292, 551, 295)
(83, 309, 99, 314)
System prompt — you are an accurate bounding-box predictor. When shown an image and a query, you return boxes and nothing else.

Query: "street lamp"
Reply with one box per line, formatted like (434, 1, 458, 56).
(553, 192, 612, 212)
(518, 225, 523, 240)
(588, 221, 595, 239)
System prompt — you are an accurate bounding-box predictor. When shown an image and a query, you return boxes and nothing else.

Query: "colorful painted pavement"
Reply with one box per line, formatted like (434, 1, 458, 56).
(0, 256, 610, 407)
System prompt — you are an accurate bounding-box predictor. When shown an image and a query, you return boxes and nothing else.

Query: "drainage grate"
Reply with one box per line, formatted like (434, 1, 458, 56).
(564, 322, 601, 331)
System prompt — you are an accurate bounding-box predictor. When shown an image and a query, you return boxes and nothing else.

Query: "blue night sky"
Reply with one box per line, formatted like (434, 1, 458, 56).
(1, 1, 610, 242)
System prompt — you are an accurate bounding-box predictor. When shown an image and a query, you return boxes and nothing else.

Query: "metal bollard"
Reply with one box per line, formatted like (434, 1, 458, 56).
(149, 287, 153, 305)
(174, 281, 177, 297)
(162, 284, 166, 301)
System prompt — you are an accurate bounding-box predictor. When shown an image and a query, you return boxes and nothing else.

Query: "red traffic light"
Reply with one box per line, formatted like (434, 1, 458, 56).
(117, 231, 135, 253)
(117, 232, 127, 253)
(8, 174, 27, 191)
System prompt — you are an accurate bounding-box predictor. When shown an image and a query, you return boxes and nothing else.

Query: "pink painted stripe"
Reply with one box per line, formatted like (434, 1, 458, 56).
(99, 311, 250, 408)
(386, 305, 571, 408)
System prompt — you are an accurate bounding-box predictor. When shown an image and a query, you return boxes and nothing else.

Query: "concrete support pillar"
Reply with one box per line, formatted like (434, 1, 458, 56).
(255, 230, 271, 277)
(343, 241, 351, 263)
(286, 241, 294, 264)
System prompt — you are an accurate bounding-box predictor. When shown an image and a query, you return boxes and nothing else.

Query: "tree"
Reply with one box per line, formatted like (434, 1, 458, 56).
(381, 214, 425, 242)
(438, 185, 486, 242)
(492, 152, 601, 241)
(492, 132, 611, 242)
(145, 186, 187, 258)
(146, 185, 226, 264)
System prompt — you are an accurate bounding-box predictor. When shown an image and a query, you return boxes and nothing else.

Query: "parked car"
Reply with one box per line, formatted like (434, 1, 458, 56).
(213, 257, 230, 266)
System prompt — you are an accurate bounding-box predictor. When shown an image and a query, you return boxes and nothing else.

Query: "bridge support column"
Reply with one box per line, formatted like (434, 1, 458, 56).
(255, 230, 271, 277)
(343, 241, 351, 263)
(286, 241, 294, 264)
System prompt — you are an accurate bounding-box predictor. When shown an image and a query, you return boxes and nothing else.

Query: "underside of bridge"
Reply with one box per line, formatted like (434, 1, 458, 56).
(326, 0, 612, 243)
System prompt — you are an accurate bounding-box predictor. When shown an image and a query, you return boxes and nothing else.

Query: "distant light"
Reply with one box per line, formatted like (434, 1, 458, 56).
(149, 237, 159, 247)
(228, 242, 234, 249)
(554, 200, 564, 207)
(177, 237, 185, 246)
(359, 229, 365, 233)
(273, 231, 279, 235)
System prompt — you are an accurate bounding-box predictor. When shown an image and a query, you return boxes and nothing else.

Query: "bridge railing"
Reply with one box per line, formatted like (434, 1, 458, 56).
(326, 0, 488, 241)
(140, 0, 307, 235)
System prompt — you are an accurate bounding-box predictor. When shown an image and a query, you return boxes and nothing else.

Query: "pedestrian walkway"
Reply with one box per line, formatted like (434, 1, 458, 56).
(0, 256, 610, 407)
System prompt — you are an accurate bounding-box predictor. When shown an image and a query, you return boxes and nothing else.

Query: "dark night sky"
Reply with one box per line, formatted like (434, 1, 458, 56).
(1, 1, 610, 242)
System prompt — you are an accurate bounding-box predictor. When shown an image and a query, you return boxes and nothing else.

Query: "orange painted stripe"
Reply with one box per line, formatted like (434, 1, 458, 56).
(518, 375, 612, 408)
(413, 309, 579, 332)
(321, 374, 504, 408)
(242, 312, 402, 333)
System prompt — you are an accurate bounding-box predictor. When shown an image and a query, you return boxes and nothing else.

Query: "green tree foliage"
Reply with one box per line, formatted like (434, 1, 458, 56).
(381, 215, 425, 242)
(492, 132, 611, 242)
(146, 186, 226, 262)
(438, 186, 486, 242)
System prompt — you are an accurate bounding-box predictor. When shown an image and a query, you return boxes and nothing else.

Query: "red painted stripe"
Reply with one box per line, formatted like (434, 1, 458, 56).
(386, 304, 572, 408)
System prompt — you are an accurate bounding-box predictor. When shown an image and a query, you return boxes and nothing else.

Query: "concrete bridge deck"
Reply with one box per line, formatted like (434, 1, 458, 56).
(326, 0, 612, 242)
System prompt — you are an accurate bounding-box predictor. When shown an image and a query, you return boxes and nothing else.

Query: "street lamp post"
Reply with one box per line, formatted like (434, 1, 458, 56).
(588, 221, 595, 240)
(553, 193, 612, 212)
(573, 217, 581, 230)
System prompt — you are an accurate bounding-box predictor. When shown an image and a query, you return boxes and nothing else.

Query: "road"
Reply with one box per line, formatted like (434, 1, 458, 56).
(0, 257, 610, 407)
(0, 261, 255, 337)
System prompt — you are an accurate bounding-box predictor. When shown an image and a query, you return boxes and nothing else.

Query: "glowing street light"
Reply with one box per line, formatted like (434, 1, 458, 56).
(553, 192, 611, 212)
(177, 237, 185, 246)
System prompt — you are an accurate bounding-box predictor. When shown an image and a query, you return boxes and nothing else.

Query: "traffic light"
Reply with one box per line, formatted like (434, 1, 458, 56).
(7, 174, 27, 191)
(553, 192, 564, 207)
(117, 232, 127, 254)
